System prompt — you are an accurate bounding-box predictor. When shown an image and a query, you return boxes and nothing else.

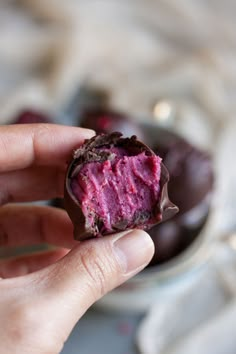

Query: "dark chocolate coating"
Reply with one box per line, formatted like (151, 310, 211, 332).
(148, 195, 210, 265)
(147, 130, 214, 265)
(152, 130, 214, 215)
(64, 132, 178, 241)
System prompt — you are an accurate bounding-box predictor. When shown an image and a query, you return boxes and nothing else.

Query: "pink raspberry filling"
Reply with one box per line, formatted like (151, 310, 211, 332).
(71, 151, 162, 234)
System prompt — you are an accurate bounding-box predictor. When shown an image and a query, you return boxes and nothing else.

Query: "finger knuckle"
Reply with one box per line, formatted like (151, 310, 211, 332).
(80, 244, 111, 299)
(32, 124, 52, 161)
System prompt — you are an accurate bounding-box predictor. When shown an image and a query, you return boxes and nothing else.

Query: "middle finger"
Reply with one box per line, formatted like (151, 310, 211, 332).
(0, 204, 76, 249)
(0, 165, 65, 205)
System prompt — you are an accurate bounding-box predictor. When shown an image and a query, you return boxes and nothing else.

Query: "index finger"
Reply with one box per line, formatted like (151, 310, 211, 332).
(0, 124, 94, 172)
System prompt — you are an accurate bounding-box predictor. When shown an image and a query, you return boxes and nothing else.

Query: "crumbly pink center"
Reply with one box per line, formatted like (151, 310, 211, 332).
(71, 152, 162, 234)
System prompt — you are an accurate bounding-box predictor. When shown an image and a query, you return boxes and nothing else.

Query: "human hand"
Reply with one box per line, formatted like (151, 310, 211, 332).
(0, 124, 154, 354)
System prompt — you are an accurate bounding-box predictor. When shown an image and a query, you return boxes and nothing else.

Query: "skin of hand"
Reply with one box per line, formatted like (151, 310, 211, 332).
(0, 124, 154, 354)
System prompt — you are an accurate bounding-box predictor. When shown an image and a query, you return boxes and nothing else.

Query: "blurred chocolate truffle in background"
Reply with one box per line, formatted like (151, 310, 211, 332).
(148, 132, 214, 266)
(155, 137, 213, 214)
(11, 109, 52, 124)
(79, 108, 146, 142)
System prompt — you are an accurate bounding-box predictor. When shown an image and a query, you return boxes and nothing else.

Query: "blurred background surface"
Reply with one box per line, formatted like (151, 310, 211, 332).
(0, 1, 236, 353)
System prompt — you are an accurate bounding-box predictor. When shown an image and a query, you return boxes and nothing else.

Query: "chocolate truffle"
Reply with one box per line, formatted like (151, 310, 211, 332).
(80, 108, 145, 141)
(64, 132, 178, 240)
(148, 131, 214, 265)
(148, 203, 210, 265)
(12, 110, 51, 124)
(155, 136, 213, 215)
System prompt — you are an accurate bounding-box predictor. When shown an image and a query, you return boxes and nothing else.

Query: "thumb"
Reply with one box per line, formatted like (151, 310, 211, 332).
(35, 229, 153, 343)
(49, 229, 154, 309)
(50, 227, 153, 302)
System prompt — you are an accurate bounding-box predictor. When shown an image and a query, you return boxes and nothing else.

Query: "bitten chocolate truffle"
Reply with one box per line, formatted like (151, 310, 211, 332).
(64, 132, 178, 240)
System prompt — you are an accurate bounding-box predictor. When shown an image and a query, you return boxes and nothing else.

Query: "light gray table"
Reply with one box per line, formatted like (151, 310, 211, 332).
(62, 307, 142, 354)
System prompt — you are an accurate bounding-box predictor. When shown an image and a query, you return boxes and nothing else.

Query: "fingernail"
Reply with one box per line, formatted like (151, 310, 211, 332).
(83, 129, 96, 138)
(113, 230, 154, 275)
